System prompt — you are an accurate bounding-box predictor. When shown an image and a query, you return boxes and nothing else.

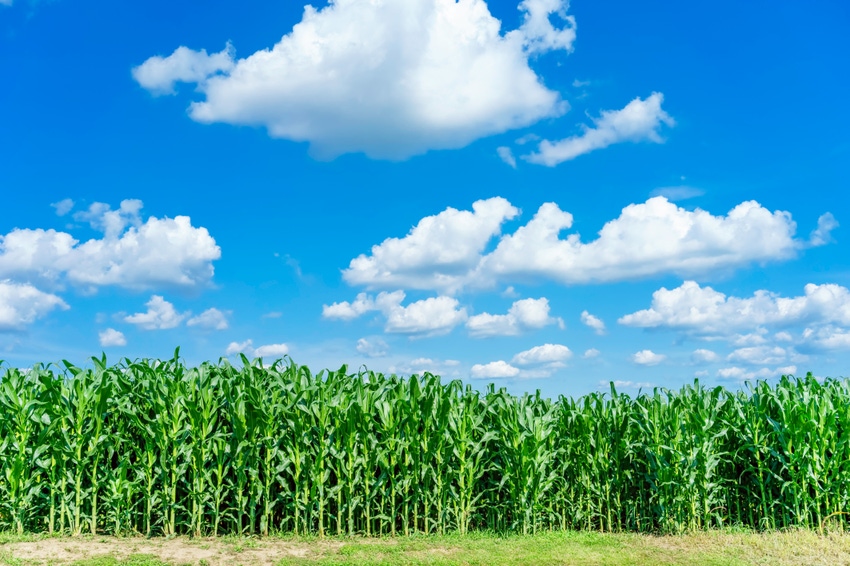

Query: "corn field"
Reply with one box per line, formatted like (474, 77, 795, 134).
(1, 353, 849, 536)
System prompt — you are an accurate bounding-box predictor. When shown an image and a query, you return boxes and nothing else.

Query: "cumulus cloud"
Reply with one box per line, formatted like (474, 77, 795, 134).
(691, 348, 718, 364)
(809, 213, 839, 246)
(51, 198, 75, 217)
(98, 328, 127, 347)
(466, 297, 562, 337)
(135, 0, 576, 160)
(356, 337, 389, 357)
(0, 200, 220, 291)
(390, 357, 461, 376)
(524, 93, 674, 166)
(225, 339, 289, 358)
(124, 296, 185, 330)
(727, 346, 788, 366)
(0, 281, 68, 331)
(619, 281, 850, 335)
(470, 360, 520, 379)
(632, 349, 665, 366)
(323, 290, 467, 336)
(482, 197, 807, 286)
(801, 326, 850, 351)
(583, 348, 600, 359)
(512, 343, 572, 365)
(343, 196, 824, 293)
(132, 44, 235, 95)
(717, 365, 797, 383)
(580, 310, 605, 334)
(254, 343, 290, 357)
(385, 296, 468, 336)
(186, 308, 229, 330)
(497, 146, 517, 168)
(343, 197, 518, 293)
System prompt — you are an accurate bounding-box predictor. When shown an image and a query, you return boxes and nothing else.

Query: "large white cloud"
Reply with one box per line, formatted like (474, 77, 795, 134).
(323, 290, 467, 336)
(342, 196, 829, 293)
(133, 0, 575, 159)
(619, 281, 850, 335)
(0, 200, 220, 291)
(524, 93, 675, 166)
(0, 281, 68, 331)
(343, 198, 518, 293)
(467, 297, 561, 337)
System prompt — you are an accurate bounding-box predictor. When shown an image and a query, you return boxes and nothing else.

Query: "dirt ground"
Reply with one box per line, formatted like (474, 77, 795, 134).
(2, 536, 339, 565)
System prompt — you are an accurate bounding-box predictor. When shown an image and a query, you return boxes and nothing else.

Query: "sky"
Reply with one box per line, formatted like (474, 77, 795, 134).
(1, 0, 849, 398)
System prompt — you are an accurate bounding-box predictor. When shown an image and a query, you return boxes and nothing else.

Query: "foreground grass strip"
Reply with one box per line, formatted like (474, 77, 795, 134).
(3, 531, 850, 566)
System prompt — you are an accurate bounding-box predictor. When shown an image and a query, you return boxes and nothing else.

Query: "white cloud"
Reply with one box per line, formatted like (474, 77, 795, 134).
(0, 281, 68, 331)
(356, 337, 389, 357)
(775, 331, 793, 342)
(343, 197, 518, 293)
(483, 197, 806, 286)
(580, 310, 605, 334)
(583, 348, 600, 359)
(0, 200, 220, 291)
(649, 186, 704, 201)
(136, 0, 575, 160)
(524, 93, 674, 166)
(691, 348, 718, 364)
(605, 380, 653, 390)
(186, 308, 229, 330)
(467, 297, 561, 337)
(727, 346, 787, 366)
(225, 339, 253, 356)
(801, 326, 850, 351)
(390, 357, 460, 376)
(385, 296, 468, 336)
(132, 44, 235, 95)
(512, 343, 572, 365)
(632, 349, 665, 366)
(124, 296, 185, 330)
(225, 339, 289, 358)
(620, 281, 850, 335)
(497, 146, 517, 168)
(717, 365, 796, 382)
(809, 213, 838, 246)
(324, 290, 467, 336)
(254, 343, 290, 357)
(470, 360, 520, 379)
(343, 196, 823, 293)
(323, 290, 406, 321)
(51, 198, 75, 216)
(98, 328, 127, 347)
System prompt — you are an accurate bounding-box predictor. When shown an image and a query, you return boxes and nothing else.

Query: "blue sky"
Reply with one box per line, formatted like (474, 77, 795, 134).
(1, 0, 848, 397)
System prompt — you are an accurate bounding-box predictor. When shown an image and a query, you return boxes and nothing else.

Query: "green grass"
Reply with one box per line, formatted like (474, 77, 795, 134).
(3, 531, 850, 566)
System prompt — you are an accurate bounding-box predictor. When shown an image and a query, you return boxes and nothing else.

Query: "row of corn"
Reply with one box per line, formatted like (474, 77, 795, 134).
(0, 353, 847, 536)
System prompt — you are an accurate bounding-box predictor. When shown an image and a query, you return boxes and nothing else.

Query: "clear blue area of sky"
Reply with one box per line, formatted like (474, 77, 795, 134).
(1, 0, 848, 398)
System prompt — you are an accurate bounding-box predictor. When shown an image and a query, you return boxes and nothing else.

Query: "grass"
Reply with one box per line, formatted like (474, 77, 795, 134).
(2, 530, 850, 566)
